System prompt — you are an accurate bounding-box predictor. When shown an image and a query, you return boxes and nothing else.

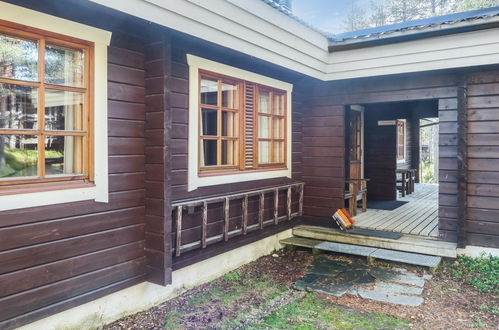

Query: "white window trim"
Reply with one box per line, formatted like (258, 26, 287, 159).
(0, 2, 112, 211)
(187, 54, 293, 191)
(396, 119, 407, 164)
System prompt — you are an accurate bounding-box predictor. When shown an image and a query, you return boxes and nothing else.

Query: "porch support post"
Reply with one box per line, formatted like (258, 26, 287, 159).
(456, 76, 468, 249)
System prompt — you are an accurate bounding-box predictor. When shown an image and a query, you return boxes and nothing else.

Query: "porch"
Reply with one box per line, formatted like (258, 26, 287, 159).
(353, 184, 438, 237)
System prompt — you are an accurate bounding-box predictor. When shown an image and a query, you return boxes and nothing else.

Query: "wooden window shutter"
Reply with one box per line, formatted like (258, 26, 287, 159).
(244, 82, 256, 169)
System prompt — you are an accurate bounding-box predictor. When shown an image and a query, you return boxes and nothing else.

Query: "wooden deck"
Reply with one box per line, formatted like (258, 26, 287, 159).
(354, 184, 438, 237)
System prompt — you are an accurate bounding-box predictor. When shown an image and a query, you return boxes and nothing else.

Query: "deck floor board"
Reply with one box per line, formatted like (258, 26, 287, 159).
(354, 184, 438, 237)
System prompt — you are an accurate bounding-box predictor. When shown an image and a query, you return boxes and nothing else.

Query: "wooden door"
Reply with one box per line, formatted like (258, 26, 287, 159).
(348, 107, 364, 180)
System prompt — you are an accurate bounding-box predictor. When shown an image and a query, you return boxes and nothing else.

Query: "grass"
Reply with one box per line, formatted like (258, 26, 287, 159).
(445, 254, 498, 294)
(252, 293, 409, 330)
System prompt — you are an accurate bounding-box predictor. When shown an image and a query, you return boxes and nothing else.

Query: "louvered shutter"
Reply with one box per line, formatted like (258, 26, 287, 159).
(244, 83, 255, 169)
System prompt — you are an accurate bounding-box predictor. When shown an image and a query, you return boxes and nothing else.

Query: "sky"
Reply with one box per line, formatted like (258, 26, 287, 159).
(291, 0, 380, 34)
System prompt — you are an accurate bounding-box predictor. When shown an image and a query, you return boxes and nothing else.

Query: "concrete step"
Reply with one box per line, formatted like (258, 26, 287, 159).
(315, 241, 442, 270)
(279, 237, 322, 249)
(293, 225, 457, 258)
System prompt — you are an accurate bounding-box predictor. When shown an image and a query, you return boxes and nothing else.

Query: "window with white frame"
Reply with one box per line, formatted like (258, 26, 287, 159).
(188, 55, 292, 191)
(0, 2, 111, 210)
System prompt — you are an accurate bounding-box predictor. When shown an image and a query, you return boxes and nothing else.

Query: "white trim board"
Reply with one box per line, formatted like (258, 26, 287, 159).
(18, 229, 293, 330)
(89, 0, 499, 81)
(0, 2, 112, 210)
(187, 54, 293, 191)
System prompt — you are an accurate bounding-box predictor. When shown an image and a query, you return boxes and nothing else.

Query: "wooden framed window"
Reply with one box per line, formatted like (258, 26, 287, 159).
(199, 71, 240, 171)
(397, 119, 406, 161)
(0, 21, 93, 187)
(256, 87, 286, 167)
(198, 70, 287, 173)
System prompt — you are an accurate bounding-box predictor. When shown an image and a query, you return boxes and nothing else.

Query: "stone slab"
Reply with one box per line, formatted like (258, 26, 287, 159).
(315, 241, 378, 257)
(357, 289, 424, 306)
(370, 248, 442, 268)
(372, 282, 424, 295)
(369, 269, 425, 287)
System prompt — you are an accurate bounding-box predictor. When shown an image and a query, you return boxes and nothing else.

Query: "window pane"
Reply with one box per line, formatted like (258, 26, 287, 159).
(222, 140, 236, 165)
(259, 141, 270, 164)
(45, 89, 84, 130)
(0, 34, 38, 81)
(201, 108, 218, 136)
(258, 116, 270, 139)
(258, 91, 270, 114)
(200, 78, 218, 106)
(45, 44, 84, 87)
(0, 135, 38, 178)
(201, 139, 217, 167)
(273, 94, 284, 115)
(222, 111, 236, 137)
(221, 82, 237, 108)
(44, 135, 83, 176)
(273, 118, 284, 139)
(0, 83, 38, 129)
(273, 141, 284, 163)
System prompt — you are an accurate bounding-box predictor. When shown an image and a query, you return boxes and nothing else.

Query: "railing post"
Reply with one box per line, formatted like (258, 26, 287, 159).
(224, 197, 230, 241)
(259, 192, 264, 229)
(274, 188, 279, 224)
(202, 201, 208, 248)
(243, 195, 248, 235)
(175, 206, 182, 257)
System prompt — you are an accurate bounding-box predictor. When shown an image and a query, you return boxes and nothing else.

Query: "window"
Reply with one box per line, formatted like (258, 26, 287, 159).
(198, 70, 287, 173)
(0, 22, 92, 187)
(397, 119, 406, 162)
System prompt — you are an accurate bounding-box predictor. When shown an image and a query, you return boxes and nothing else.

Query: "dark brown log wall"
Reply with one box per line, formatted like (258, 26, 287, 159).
(465, 70, 499, 248)
(0, 35, 147, 329)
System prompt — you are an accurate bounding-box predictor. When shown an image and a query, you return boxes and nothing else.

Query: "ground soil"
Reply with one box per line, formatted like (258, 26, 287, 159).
(103, 248, 498, 329)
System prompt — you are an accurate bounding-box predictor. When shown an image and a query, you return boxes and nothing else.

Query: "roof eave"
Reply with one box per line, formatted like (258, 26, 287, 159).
(329, 19, 499, 52)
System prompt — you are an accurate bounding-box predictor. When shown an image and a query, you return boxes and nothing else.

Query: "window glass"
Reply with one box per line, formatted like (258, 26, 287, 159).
(222, 140, 236, 165)
(221, 111, 236, 137)
(258, 116, 270, 139)
(202, 140, 217, 167)
(45, 89, 84, 131)
(258, 141, 270, 164)
(201, 108, 217, 136)
(258, 91, 270, 114)
(45, 44, 84, 87)
(0, 34, 38, 82)
(273, 141, 284, 163)
(273, 118, 284, 139)
(200, 79, 218, 106)
(0, 83, 38, 130)
(44, 135, 83, 176)
(221, 82, 237, 109)
(273, 94, 284, 115)
(0, 134, 38, 178)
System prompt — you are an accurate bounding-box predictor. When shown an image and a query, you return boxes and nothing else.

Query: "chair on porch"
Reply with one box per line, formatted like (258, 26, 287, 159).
(344, 178, 369, 217)
(396, 169, 411, 197)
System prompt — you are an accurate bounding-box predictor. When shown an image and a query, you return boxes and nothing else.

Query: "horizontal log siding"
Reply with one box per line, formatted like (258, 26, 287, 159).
(0, 36, 147, 329)
(465, 71, 499, 248)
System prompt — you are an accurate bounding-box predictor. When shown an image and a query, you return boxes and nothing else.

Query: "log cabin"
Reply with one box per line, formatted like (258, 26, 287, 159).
(0, 0, 498, 328)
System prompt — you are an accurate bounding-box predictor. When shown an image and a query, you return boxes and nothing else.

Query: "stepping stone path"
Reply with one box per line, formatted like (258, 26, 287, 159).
(294, 256, 431, 306)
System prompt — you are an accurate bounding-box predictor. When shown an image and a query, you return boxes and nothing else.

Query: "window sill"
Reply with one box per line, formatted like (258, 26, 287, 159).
(199, 166, 288, 178)
(0, 181, 95, 197)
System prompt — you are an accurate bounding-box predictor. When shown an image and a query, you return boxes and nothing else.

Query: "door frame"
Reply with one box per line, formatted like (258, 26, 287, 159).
(349, 105, 365, 179)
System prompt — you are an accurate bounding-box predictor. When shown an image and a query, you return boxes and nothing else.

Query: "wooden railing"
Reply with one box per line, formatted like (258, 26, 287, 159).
(172, 182, 304, 256)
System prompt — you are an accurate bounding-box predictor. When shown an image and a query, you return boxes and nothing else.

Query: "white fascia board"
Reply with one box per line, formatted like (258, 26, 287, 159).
(89, 0, 328, 79)
(326, 28, 499, 81)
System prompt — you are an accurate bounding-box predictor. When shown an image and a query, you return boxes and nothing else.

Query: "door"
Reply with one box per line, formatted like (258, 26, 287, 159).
(348, 105, 364, 180)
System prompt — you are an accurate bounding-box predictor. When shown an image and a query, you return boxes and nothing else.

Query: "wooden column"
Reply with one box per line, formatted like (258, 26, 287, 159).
(144, 35, 173, 285)
(456, 77, 468, 248)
